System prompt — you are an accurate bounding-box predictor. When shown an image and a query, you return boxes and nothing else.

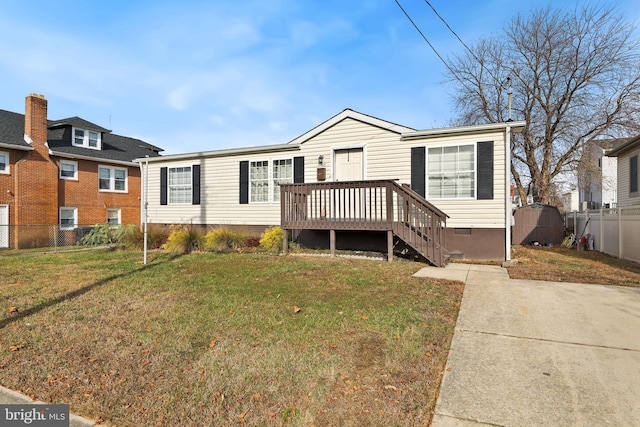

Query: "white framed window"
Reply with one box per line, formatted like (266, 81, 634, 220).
(250, 161, 269, 203)
(60, 207, 77, 230)
(249, 158, 293, 203)
(99, 166, 128, 192)
(59, 160, 78, 180)
(427, 145, 475, 199)
(73, 127, 102, 150)
(272, 159, 293, 202)
(168, 166, 192, 204)
(106, 208, 120, 225)
(0, 151, 8, 174)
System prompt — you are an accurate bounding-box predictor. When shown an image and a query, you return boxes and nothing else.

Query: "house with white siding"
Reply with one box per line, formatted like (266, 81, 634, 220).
(607, 134, 640, 207)
(136, 109, 524, 263)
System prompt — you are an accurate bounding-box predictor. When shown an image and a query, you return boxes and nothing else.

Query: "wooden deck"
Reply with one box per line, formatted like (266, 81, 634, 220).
(280, 180, 449, 266)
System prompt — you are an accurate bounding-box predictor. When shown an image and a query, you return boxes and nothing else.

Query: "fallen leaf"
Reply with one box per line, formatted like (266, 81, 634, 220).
(83, 390, 93, 397)
(209, 339, 218, 349)
(6, 306, 18, 313)
(384, 385, 398, 391)
(425, 352, 432, 357)
(62, 347, 72, 353)
(330, 343, 338, 348)
(9, 344, 25, 352)
(293, 306, 301, 313)
(361, 315, 368, 320)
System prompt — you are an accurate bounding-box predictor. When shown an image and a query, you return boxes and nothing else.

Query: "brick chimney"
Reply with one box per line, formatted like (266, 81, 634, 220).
(14, 94, 60, 247)
(24, 93, 48, 153)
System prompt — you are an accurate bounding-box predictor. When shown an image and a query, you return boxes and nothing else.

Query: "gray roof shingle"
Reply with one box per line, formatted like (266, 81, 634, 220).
(0, 108, 162, 161)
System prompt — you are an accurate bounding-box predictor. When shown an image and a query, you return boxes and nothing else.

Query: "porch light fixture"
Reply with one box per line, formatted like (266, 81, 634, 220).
(318, 155, 324, 166)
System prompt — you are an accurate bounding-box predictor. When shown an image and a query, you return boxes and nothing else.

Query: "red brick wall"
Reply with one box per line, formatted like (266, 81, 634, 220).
(0, 148, 29, 231)
(58, 159, 141, 225)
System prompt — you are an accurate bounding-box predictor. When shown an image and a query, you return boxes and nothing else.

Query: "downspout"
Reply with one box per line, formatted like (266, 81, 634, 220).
(505, 124, 512, 262)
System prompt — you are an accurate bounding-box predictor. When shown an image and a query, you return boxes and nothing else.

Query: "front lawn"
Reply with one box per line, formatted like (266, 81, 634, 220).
(0, 250, 463, 426)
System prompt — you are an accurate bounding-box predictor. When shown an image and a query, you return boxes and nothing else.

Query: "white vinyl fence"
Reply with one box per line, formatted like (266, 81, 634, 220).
(568, 204, 640, 264)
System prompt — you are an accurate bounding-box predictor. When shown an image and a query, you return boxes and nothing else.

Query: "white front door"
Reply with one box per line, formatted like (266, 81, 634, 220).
(334, 148, 364, 181)
(0, 205, 8, 249)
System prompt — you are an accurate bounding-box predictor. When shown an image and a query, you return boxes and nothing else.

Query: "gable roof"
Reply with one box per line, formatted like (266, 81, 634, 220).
(287, 108, 415, 145)
(606, 134, 640, 157)
(0, 107, 162, 163)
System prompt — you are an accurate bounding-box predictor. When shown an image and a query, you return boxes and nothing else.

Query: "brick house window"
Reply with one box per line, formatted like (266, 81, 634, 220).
(99, 166, 127, 192)
(60, 207, 77, 230)
(60, 160, 78, 180)
(107, 208, 120, 225)
(73, 128, 101, 150)
(0, 151, 8, 174)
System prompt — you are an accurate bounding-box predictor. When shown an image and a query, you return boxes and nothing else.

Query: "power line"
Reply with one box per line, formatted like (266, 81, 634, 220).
(393, 0, 458, 78)
(422, 0, 483, 66)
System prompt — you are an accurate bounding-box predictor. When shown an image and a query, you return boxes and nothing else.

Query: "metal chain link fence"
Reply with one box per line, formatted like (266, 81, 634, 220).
(0, 224, 98, 250)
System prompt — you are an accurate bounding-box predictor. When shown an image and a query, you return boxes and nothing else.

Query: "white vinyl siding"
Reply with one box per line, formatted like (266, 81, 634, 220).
(60, 160, 78, 180)
(0, 151, 8, 174)
(169, 166, 192, 204)
(99, 166, 127, 192)
(142, 117, 510, 229)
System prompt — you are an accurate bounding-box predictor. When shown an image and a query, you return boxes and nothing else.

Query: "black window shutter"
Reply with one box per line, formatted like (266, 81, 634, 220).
(192, 165, 201, 205)
(631, 155, 638, 193)
(293, 156, 304, 183)
(160, 167, 168, 205)
(411, 147, 426, 197)
(477, 141, 494, 200)
(239, 161, 249, 204)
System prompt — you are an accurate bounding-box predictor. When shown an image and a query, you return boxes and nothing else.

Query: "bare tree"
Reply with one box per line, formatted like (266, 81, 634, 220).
(447, 5, 640, 204)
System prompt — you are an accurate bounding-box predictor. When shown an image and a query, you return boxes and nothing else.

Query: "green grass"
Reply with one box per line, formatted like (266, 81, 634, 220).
(0, 250, 463, 426)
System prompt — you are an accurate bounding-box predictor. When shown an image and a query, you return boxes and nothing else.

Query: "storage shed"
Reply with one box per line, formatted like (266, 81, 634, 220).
(512, 204, 564, 245)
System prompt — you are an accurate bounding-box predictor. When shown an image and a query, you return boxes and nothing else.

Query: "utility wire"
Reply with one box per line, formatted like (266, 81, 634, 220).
(422, 0, 483, 66)
(393, 0, 459, 79)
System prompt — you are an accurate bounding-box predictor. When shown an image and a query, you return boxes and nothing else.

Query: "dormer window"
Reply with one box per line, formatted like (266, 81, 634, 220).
(73, 128, 101, 150)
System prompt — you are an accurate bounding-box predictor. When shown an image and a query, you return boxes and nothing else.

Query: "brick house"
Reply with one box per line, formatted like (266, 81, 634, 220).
(0, 94, 162, 249)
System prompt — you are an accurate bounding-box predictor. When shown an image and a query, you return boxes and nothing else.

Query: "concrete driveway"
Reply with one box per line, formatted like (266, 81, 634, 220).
(415, 263, 640, 426)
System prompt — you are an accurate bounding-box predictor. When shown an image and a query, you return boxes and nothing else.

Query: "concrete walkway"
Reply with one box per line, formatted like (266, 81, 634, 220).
(415, 263, 640, 427)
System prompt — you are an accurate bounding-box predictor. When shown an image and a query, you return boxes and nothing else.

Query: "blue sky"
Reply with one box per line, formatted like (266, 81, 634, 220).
(1, 0, 639, 155)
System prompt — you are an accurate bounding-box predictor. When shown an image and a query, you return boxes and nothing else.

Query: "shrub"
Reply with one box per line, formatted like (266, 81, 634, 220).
(204, 227, 248, 253)
(82, 224, 136, 246)
(259, 226, 284, 252)
(123, 225, 168, 250)
(163, 225, 205, 254)
(245, 237, 261, 248)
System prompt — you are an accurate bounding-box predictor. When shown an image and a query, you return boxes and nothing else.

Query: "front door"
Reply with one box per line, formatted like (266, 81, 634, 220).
(0, 205, 8, 249)
(334, 148, 364, 181)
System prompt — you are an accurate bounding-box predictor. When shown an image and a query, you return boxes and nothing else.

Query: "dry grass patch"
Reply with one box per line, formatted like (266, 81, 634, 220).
(0, 250, 463, 426)
(508, 245, 640, 287)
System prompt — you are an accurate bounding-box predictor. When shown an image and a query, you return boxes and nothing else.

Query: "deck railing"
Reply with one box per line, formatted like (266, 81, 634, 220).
(280, 180, 449, 266)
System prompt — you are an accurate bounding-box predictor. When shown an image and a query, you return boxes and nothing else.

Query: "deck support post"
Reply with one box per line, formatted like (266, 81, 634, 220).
(330, 229, 336, 257)
(387, 230, 393, 262)
(283, 229, 288, 255)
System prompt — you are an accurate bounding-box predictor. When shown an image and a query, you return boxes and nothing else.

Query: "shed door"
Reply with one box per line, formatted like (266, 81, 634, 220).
(0, 205, 8, 249)
(334, 148, 363, 181)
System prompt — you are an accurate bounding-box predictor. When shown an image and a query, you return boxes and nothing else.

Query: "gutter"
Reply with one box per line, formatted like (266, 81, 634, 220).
(134, 143, 301, 164)
(48, 150, 137, 167)
(0, 142, 34, 151)
(401, 121, 525, 141)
